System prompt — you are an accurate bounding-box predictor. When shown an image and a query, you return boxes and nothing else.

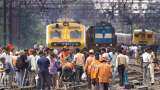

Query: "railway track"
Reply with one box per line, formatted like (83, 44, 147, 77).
(129, 63, 160, 85)
(129, 63, 160, 76)
(1, 63, 160, 90)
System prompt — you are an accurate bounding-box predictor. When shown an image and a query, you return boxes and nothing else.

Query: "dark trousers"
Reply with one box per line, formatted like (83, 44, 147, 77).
(99, 83, 109, 90)
(118, 64, 125, 86)
(91, 79, 99, 90)
(87, 75, 92, 89)
(75, 65, 83, 82)
(37, 72, 50, 90)
(62, 67, 74, 81)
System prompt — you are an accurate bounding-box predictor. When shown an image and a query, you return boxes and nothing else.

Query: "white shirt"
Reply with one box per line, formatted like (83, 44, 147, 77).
(125, 55, 129, 64)
(142, 52, 150, 63)
(111, 53, 117, 66)
(0, 52, 6, 58)
(47, 55, 51, 61)
(35, 55, 40, 72)
(115, 53, 127, 68)
(102, 53, 109, 59)
(29, 55, 37, 71)
(1, 53, 13, 67)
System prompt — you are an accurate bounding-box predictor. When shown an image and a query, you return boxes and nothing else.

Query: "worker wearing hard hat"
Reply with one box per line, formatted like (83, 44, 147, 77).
(90, 52, 100, 90)
(84, 49, 95, 89)
(96, 53, 112, 90)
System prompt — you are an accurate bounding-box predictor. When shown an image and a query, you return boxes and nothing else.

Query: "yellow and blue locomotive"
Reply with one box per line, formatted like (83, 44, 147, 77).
(46, 19, 86, 49)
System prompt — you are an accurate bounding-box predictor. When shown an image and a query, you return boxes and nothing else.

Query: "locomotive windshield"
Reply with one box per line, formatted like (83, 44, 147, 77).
(94, 25, 113, 43)
(50, 31, 61, 38)
(70, 30, 81, 39)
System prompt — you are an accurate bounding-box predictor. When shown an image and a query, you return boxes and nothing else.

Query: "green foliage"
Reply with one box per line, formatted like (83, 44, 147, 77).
(0, 9, 3, 46)
(0, 24, 3, 45)
(16, 10, 46, 48)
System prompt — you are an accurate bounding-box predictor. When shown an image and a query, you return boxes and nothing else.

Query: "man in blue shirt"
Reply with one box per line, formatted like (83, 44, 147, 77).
(37, 51, 50, 90)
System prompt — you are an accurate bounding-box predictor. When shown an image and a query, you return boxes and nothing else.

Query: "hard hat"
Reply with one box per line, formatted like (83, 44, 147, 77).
(100, 53, 109, 62)
(89, 49, 94, 53)
(53, 49, 58, 55)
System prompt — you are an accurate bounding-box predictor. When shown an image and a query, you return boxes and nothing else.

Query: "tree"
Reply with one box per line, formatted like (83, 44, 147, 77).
(15, 9, 46, 48)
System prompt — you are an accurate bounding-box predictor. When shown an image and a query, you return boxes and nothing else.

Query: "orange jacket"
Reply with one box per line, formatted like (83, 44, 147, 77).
(97, 62, 112, 83)
(59, 51, 70, 65)
(63, 62, 74, 70)
(84, 56, 95, 75)
(90, 60, 100, 79)
(12, 56, 18, 67)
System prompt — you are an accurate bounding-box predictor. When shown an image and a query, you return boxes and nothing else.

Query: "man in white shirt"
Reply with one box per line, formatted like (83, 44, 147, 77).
(142, 48, 150, 85)
(0, 48, 13, 69)
(73, 48, 85, 82)
(28, 49, 37, 72)
(115, 49, 128, 86)
(110, 49, 118, 81)
(148, 49, 155, 85)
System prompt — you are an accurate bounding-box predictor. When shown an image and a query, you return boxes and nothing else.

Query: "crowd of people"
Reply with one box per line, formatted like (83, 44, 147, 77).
(0, 44, 158, 90)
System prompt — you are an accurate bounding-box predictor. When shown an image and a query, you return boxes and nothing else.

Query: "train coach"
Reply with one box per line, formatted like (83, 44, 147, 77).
(115, 33, 132, 45)
(132, 29, 156, 45)
(86, 22, 116, 49)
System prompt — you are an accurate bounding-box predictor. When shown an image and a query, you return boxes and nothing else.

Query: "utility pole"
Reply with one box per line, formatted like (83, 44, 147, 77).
(3, 0, 7, 46)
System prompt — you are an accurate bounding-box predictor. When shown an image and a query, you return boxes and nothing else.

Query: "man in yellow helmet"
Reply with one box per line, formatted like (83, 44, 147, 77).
(96, 53, 112, 90)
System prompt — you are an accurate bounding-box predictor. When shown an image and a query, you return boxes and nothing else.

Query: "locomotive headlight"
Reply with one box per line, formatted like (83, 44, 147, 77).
(55, 24, 59, 28)
(75, 43, 78, 46)
(54, 43, 57, 46)
(51, 42, 57, 46)
(63, 22, 69, 26)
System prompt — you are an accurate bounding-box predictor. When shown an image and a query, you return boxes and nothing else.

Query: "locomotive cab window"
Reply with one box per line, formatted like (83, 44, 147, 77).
(50, 31, 61, 38)
(148, 34, 152, 38)
(70, 30, 81, 39)
(134, 34, 139, 37)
